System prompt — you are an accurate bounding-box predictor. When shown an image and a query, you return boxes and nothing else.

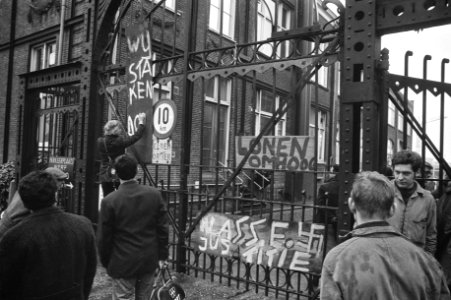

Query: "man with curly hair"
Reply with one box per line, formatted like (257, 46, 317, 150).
(387, 149, 437, 254)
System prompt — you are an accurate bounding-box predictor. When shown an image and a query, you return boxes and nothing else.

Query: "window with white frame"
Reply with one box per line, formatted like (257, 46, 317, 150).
(30, 41, 56, 72)
(152, 53, 172, 104)
(146, 0, 175, 10)
(254, 89, 286, 136)
(202, 77, 231, 167)
(309, 109, 327, 163)
(387, 139, 394, 165)
(317, 42, 329, 87)
(164, 0, 176, 10)
(388, 101, 396, 126)
(209, 0, 236, 39)
(257, 0, 292, 58)
(335, 124, 340, 164)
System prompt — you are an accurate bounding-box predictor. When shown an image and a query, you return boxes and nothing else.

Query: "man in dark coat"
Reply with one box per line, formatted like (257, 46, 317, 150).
(97, 154, 169, 300)
(316, 164, 340, 251)
(0, 167, 69, 241)
(0, 171, 97, 300)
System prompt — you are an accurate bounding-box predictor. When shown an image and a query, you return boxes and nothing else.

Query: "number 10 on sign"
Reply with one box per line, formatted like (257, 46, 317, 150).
(153, 99, 177, 139)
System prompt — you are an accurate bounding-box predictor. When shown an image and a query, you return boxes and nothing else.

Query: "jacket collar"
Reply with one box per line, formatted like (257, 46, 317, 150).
(30, 206, 62, 216)
(118, 179, 139, 189)
(340, 221, 404, 241)
(393, 180, 427, 199)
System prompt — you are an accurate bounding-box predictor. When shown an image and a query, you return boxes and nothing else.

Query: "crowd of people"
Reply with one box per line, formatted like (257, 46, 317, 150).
(0, 110, 451, 300)
(318, 149, 451, 299)
(0, 114, 170, 300)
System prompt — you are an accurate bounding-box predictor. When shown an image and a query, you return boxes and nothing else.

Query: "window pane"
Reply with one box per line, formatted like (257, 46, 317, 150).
(205, 78, 215, 98)
(223, 14, 231, 36)
(202, 102, 228, 166)
(219, 77, 229, 101)
(36, 48, 44, 70)
(47, 43, 56, 67)
(223, 0, 232, 13)
(261, 91, 274, 112)
(209, 6, 220, 31)
(388, 101, 395, 126)
(260, 115, 275, 135)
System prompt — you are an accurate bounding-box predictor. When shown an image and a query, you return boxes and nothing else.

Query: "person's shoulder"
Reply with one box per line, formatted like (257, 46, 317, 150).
(62, 213, 94, 233)
(324, 236, 359, 262)
(138, 184, 162, 194)
(63, 212, 91, 223)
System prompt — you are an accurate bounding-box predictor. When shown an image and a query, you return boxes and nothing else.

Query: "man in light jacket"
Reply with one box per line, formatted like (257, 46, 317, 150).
(321, 171, 449, 300)
(387, 149, 437, 254)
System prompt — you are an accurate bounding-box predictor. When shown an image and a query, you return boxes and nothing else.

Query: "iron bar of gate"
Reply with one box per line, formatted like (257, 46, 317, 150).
(402, 51, 412, 149)
(177, 0, 197, 273)
(421, 55, 431, 175)
(185, 36, 340, 237)
(99, 0, 133, 64)
(389, 87, 451, 177)
(439, 58, 449, 196)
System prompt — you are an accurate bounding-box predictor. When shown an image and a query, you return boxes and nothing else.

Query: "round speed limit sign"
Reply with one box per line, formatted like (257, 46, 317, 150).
(153, 99, 177, 139)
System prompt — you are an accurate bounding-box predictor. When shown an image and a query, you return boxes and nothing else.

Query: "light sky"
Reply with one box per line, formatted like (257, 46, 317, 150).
(381, 25, 451, 164)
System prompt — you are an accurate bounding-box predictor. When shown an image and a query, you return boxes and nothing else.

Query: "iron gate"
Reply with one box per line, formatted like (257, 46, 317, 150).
(92, 0, 451, 299)
(22, 83, 81, 213)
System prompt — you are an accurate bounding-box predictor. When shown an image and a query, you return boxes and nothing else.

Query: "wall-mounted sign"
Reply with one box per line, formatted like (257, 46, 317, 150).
(193, 212, 324, 274)
(236, 136, 316, 171)
(152, 136, 173, 164)
(153, 99, 177, 139)
(48, 156, 74, 179)
(125, 21, 153, 162)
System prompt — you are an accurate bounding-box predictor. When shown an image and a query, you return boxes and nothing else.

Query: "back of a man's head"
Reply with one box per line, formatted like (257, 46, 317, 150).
(19, 171, 57, 210)
(351, 171, 395, 219)
(114, 154, 138, 180)
(391, 149, 422, 173)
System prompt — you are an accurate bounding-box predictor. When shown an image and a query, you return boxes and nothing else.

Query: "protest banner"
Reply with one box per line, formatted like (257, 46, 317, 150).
(125, 21, 154, 162)
(236, 136, 316, 171)
(193, 212, 324, 274)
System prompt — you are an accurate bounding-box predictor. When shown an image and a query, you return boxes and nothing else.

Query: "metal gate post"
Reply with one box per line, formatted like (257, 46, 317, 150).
(176, 0, 197, 273)
(338, 0, 383, 234)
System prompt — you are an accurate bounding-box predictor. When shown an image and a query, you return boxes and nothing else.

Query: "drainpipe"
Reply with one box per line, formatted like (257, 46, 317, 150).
(3, 0, 18, 163)
(57, 0, 66, 65)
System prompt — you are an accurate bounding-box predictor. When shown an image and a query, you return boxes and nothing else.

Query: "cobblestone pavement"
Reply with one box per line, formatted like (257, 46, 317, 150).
(89, 265, 275, 300)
